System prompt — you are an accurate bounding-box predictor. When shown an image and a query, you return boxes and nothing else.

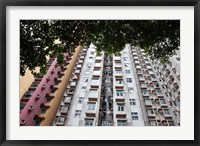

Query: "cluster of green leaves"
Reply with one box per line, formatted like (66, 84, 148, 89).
(20, 20, 180, 76)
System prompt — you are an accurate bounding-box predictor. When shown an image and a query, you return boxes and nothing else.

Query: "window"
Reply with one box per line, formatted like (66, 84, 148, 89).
(147, 109, 154, 115)
(85, 119, 94, 126)
(87, 63, 91, 68)
(116, 79, 123, 84)
(81, 86, 86, 92)
(163, 109, 170, 115)
(116, 90, 124, 96)
(160, 99, 166, 104)
(144, 99, 152, 105)
(128, 87, 134, 93)
(142, 90, 149, 95)
(116, 70, 122, 74)
(89, 56, 93, 59)
(83, 78, 88, 82)
(118, 104, 124, 111)
(125, 70, 130, 74)
(90, 52, 94, 55)
(87, 103, 96, 110)
(157, 91, 163, 95)
(124, 63, 129, 67)
(176, 57, 180, 61)
(89, 90, 98, 97)
(117, 120, 126, 126)
(149, 120, 157, 126)
(78, 97, 84, 104)
(91, 79, 99, 84)
(115, 63, 122, 66)
(123, 57, 128, 61)
(127, 78, 132, 83)
(75, 110, 81, 117)
(129, 99, 136, 105)
(168, 121, 175, 126)
(131, 112, 139, 120)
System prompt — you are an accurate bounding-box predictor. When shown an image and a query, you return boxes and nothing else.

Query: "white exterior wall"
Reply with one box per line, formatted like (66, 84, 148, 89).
(112, 46, 145, 126)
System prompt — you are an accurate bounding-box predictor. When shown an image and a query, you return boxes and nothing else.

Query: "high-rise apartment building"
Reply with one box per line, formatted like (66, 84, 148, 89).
(20, 46, 82, 126)
(20, 44, 180, 126)
(150, 50, 180, 125)
(52, 44, 180, 126)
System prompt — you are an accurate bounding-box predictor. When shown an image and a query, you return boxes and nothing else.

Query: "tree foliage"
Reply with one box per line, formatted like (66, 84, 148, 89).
(20, 20, 180, 76)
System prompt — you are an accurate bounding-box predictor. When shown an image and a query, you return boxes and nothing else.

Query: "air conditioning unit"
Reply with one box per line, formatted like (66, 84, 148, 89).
(51, 69, 55, 74)
(20, 120, 26, 126)
(28, 106, 34, 112)
(35, 94, 40, 100)
(46, 76, 51, 81)
(41, 85, 46, 90)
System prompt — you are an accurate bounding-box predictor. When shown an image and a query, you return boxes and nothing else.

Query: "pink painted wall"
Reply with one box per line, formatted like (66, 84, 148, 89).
(20, 54, 68, 126)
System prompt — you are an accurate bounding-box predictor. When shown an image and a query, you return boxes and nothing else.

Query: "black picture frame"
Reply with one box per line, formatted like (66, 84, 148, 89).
(0, 0, 199, 146)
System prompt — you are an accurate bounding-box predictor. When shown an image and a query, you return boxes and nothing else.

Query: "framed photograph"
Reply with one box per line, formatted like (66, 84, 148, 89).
(0, 0, 199, 146)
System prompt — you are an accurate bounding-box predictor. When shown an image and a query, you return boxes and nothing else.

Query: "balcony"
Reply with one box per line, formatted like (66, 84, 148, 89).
(29, 82, 39, 90)
(76, 64, 82, 70)
(144, 99, 153, 107)
(70, 81, 77, 88)
(21, 91, 34, 102)
(80, 56, 85, 61)
(140, 83, 147, 89)
(67, 89, 75, 96)
(116, 114, 126, 119)
(132, 52, 137, 56)
(136, 70, 143, 75)
(63, 96, 72, 105)
(158, 109, 172, 119)
(115, 98, 125, 103)
(149, 120, 157, 126)
(159, 99, 168, 108)
(133, 56, 138, 60)
(156, 91, 164, 98)
(142, 90, 149, 97)
(138, 76, 145, 82)
(60, 106, 69, 115)
(117, 120, 128, 126)
(136, 65, 141, 70)
(20, 102, 26, 111)
(55, 116, 66, 126)
(146, 109, 156, 118)
(35, 73, 43, 81)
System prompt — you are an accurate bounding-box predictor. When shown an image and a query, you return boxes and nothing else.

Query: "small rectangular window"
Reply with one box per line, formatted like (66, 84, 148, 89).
(118, 104, 125, 111)
(87, 103, 96, 110)
(81, 86, 86, 92)
(75, 110, 81, 117)
(116, 90, 124, 96)
(131, 112, 138, 120)
(129, 99, 136, 105)
(127, 78, 132, 83)
(78, 97, 84, 104)
(85, 119, 94, 126)
(117, 120, 126, 126)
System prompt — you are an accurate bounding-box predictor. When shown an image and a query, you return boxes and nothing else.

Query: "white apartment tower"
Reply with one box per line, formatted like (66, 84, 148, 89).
(53, 44, 180, 126)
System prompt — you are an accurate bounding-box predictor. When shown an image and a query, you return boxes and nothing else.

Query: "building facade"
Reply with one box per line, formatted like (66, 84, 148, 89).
(52, 44, 180, 126)
(20, 45, 180, 126)
(20, 46, 82, 126)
